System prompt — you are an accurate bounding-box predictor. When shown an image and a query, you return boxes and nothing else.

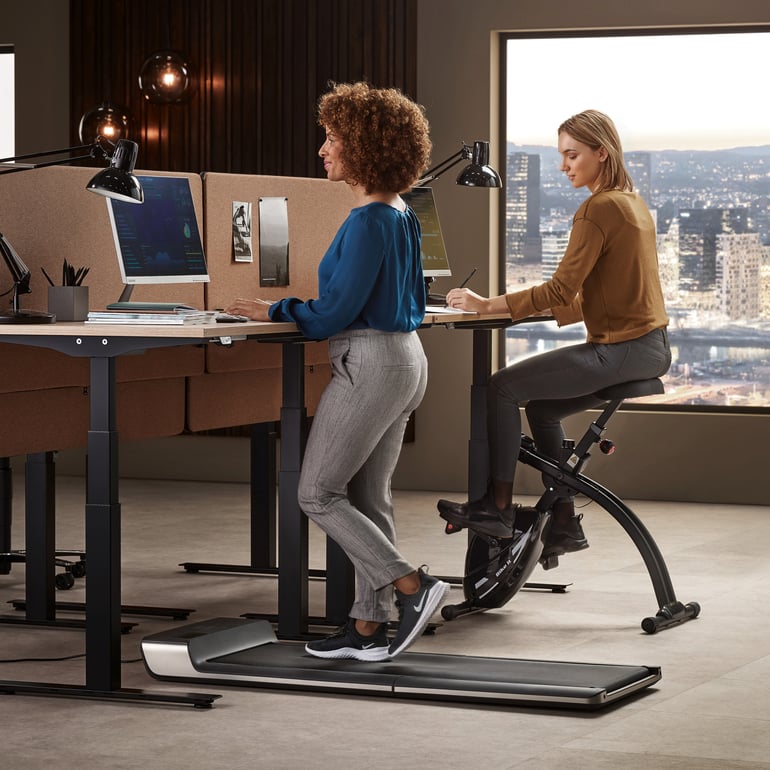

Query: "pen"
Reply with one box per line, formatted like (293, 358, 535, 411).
(458, 267, 477, 289)
(40, 267, 55, 286)
(443, 267, 477, 307)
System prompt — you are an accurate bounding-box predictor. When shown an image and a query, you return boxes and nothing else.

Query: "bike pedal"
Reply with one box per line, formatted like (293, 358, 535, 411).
(540, 553, 560, 570)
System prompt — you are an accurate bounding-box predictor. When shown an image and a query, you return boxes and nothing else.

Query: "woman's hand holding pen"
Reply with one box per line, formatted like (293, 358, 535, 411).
(225, 297, 272, 321)
(445, 287, 514, 315)
(445, 287, 491, 313)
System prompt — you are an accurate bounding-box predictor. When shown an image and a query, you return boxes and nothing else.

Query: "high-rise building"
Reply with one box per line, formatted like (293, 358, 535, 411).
(678, 208, 749, 293)
(716, 232, 762, 320)
(541, 231, 570, 281)
(506, 152, 541, 264)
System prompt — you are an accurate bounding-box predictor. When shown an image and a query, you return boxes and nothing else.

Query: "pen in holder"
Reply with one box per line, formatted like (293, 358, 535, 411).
(44, 260, 90, 322)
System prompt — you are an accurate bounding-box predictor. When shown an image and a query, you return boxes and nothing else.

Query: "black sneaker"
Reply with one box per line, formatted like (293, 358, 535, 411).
(304, 619, 390, 662)
(389, 569, 450, 658)
(437, 493, 514, 538)
(543, 513, 589, 556)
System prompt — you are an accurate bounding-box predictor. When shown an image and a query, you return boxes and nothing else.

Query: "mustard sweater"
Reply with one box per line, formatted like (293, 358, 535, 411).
(505, 190, 669, 344)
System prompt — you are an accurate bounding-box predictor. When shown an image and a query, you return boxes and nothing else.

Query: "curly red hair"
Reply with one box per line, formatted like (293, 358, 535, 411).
(318, 82, 432, 194)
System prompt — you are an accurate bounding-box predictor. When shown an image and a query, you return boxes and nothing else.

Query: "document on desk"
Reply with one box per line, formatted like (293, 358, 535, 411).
(86, 311, 216, 325)
(425, 306, 477, 314)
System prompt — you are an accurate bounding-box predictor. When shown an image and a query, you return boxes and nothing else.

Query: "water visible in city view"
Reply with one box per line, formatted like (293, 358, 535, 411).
(504, 144, 770, 408)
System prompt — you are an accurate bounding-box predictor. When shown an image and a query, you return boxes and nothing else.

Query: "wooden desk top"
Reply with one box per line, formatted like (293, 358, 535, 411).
(0, 312, 513, 342)
(0, 319, 300, 340)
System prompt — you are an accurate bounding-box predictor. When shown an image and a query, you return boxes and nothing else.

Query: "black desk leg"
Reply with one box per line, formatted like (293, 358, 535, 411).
(468, 328, 491, 500)
(24, 452, 56, 621)
(251, 421, 277, 569)
(277, 343, 309, 639)
(85, 356, 122, 691)
(1, 457, 12, 574)
(179, 421, 279, 577)
(325, 536, 354, 626)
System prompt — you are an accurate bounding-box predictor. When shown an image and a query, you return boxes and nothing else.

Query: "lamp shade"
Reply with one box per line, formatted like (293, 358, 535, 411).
(86, 140, 144, 204)
(138, 51, 192, 103)
(456, 141, 502, 188)
(79, 102, 131, 144)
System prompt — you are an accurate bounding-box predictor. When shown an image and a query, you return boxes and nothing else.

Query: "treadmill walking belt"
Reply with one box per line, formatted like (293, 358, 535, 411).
(142, 617, 660, 710)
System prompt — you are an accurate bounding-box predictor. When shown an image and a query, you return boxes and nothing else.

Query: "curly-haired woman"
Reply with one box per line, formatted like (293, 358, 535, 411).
(227, 82, 449, 661)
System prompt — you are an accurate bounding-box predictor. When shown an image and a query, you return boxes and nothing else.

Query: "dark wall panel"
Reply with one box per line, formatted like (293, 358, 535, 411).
(70, 0, 417, 177)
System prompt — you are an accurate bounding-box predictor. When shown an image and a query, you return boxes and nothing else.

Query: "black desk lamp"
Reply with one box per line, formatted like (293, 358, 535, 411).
(413, 140, 501, 302)
(416, 140, 502, 188)
(0, 137, 144, 324)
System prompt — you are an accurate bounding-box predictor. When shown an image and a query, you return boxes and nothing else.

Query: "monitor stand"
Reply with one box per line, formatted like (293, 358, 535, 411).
(424, 276, 446, 305)
(106, 284, 196, 312)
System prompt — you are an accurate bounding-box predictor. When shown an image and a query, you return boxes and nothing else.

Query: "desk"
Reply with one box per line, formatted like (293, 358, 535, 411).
(0, 313, 506, 705)
(0, 319, 301, 707)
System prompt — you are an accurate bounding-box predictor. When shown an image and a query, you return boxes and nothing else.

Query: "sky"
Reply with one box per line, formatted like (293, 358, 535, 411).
(506, 31, 769, 152)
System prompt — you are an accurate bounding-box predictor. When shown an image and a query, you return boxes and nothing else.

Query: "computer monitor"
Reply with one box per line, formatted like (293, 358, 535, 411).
(106, 174, 209, 306)
(401, 186, 452, 278)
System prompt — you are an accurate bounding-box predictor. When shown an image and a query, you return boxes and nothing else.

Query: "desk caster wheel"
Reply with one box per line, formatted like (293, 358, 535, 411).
(55, 572, 75, 590)
(71, 561, 86, 578)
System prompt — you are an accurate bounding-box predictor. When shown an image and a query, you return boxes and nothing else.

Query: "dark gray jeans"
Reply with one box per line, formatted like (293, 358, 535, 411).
(487, 327, 671, 484)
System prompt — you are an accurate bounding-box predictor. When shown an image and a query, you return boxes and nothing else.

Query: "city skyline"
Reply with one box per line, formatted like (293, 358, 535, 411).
(506, 30, 770, 152)
(502, 142, 770, 408)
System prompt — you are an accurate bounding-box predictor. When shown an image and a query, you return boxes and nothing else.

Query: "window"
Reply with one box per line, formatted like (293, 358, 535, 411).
(502, 28, 770, 410)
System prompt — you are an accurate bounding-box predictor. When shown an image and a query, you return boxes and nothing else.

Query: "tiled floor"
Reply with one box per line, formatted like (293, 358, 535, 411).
(1, 474, 769, 769)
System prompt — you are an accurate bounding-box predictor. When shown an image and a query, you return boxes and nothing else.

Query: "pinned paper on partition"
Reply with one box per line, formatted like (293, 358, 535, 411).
(258, 196, 289, 286)
(232, 200, 253, 262)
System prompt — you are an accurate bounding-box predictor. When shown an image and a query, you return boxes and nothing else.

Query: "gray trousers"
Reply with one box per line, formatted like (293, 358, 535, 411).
(298, 329, 428, 623)
(488, 327, 671, 484)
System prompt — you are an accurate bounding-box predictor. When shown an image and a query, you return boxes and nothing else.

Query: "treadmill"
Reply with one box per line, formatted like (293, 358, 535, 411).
(142, 617, 661, 711)
(144, 331, 664, 711)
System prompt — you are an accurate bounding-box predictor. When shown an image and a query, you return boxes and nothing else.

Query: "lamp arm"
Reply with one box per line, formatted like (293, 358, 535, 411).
(0, 143, 96, 164)
(0, 138, 113, 174)
(416, 143, 473, 187)
(0, 153, 100, 174)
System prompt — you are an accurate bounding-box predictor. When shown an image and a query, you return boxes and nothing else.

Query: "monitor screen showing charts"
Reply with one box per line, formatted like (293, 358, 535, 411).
(106, 174, 209, 286)
(401, 186, 452, 277)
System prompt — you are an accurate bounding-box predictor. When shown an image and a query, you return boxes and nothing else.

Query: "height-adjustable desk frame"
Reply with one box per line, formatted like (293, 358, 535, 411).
(0, 313, 686, 708)
(0, 319, 303, 707)
(0, 313, 497, 704)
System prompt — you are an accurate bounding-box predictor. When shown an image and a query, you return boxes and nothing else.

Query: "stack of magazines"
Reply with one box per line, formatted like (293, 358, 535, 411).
(86, 309, 217, 325)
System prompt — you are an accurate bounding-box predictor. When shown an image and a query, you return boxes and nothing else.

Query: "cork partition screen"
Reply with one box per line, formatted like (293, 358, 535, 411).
(201, 173, 353, 374)
(202, 172, 353, 311)
(0, 166, 204, 455)
(0, 165, 206, 312)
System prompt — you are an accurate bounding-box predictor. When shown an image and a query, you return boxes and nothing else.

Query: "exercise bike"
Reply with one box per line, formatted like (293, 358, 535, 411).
(438, 377, 701, 633)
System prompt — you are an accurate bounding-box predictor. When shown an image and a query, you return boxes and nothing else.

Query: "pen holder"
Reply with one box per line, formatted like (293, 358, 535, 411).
(48, 285, 89, 322)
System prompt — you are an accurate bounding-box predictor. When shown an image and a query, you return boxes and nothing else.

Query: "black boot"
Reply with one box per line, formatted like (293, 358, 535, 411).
(543, 501, 589, 556)
(437, 492, 514, 538)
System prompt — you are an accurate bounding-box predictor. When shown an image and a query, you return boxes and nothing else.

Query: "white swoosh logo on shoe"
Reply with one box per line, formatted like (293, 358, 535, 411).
(361, 643, 377, 649)
(413, 593, 427, 613)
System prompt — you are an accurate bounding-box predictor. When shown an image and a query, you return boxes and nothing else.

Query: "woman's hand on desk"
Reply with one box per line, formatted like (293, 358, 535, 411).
(445, 288, 508, 315)
(225, 298, 272, 321)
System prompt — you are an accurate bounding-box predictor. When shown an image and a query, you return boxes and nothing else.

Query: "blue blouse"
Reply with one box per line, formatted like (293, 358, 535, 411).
(268, 202, 426, 340)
